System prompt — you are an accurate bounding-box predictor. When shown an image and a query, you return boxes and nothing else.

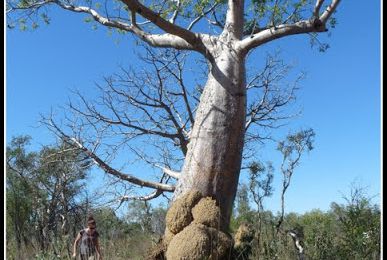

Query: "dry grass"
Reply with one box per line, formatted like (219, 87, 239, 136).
(6, 233, 154, 260)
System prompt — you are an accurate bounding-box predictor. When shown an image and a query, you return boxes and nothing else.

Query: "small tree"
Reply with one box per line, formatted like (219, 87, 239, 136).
(297, 209, 337, 259)
(6, 136, 91, 257)
(248, 160, 274, 254)
(235, 183, 254, 224)
(276, 128, 315, 231)
(6, 136, 37, 258)
(331, 185, 381, 259)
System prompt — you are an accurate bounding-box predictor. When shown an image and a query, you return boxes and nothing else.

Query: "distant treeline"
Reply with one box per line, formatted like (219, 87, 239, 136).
(6, 136, 380, 259)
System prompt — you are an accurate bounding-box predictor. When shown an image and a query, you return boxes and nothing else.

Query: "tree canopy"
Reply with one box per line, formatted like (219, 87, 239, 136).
(7, 0, 339, 53)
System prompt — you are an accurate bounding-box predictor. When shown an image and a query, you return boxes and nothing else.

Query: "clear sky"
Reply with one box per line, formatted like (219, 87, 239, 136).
(5, 1, 381, 214)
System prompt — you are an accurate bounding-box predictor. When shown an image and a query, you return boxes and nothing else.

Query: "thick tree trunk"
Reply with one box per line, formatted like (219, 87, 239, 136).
(174, 48, 246, 231)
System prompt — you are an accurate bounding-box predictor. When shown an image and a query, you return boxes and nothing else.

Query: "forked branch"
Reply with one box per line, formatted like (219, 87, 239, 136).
(47, 119, 175, 192)
(238, 0, 341, 53)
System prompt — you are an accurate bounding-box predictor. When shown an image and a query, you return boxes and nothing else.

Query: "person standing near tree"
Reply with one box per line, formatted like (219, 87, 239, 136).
(72, 216, 102, 260)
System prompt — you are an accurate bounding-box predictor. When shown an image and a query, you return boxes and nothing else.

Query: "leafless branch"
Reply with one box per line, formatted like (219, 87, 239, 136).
(169, 0, 181, 24)
(46, 118, 175, 192)
(187, 2, 220, 31)
(314, 0, 325, 18)
(155, 165, 180, 179)
(244, 52, 303, 149)
(121, 0, 207, 50)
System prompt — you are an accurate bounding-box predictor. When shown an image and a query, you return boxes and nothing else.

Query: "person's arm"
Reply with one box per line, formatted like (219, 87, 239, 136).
(72, 233, 81, 258)
(95, 238, 102, 260)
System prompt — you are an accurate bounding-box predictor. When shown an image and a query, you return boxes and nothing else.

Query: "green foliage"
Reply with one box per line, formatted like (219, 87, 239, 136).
(93, 207, 133, 239)
(331, 186, 381, 259)
(230, 184, 381, 260)
(194, 0, 210, 14)
(17, 0, 35, 8)
(8, 136, 375, 260)
(6, 136, 91, 256)
(309, 32, 331, 52)
(125, 201, 167, 238)
(7, 0, 338, 53)
(248, 160, 274, 209)
(277, 128, 315, 157)
(84, 16, 93, 23)
(248, 0, 313, 24)
(329, 16, 337, 28)
(233, 184, 256, 227)
(294, 210, 338, 259)
(41, 13, 50, 25)
(6, 136, 37, 251)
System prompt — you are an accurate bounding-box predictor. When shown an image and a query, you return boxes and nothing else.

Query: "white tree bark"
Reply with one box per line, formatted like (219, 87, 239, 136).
(174, 40, 247, 230)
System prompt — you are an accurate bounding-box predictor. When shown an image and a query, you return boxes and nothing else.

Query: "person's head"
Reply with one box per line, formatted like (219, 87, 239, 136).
(87, 215, 96, 230)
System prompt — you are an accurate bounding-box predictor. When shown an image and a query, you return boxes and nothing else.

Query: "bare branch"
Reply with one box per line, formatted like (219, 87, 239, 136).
(207, 10, 225, 31)
(121, 0, 206, 50)
(59, 47, 198, 171)
(319, 0, 340, 24)
(169, 0, 181, 24)
(244, 53, 302, 135)
(187, 2, 220, 31)
(47, 119, 175, 192)
(314, 0, 325, 18)
(9, 0, 203, 51)
(155, 50, 195, 126)
(119, 190, 163, 202)
(155, 165, 180, 179)
(71, 85, 182, 141)
(238, 20, 321, 52)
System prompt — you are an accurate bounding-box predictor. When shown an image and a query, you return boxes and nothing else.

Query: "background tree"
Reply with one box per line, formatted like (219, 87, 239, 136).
(234, 183, 255, 225)
(331, 185, 381, 259)
(6, 136, 91, 258)
(7, 0, 341, 257)
(272, 129, 315, 259)
(248, 160, 274, 255)
(230, 184, 380, 260)
(6, 136, 37, 259)
(6, 137, 380, 259)
(276, 128, 315, 231)
(296, 209, 338, 259)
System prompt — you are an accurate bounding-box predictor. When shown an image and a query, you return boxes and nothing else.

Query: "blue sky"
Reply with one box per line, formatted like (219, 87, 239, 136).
(6, 1, 381, 214)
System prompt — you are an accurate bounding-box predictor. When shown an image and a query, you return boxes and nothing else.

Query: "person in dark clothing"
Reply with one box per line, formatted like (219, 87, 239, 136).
(72, 216, 102, 260)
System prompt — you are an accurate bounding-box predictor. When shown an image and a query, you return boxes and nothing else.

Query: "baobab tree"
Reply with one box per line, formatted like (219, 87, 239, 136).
(7, 0, 341, 257)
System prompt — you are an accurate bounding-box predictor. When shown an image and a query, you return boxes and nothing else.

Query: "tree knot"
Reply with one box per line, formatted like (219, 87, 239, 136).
(313, 18, 326, 32)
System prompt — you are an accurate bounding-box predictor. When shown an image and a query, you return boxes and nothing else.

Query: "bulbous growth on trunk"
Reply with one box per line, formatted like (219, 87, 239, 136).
(159, 191, 233, 260)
